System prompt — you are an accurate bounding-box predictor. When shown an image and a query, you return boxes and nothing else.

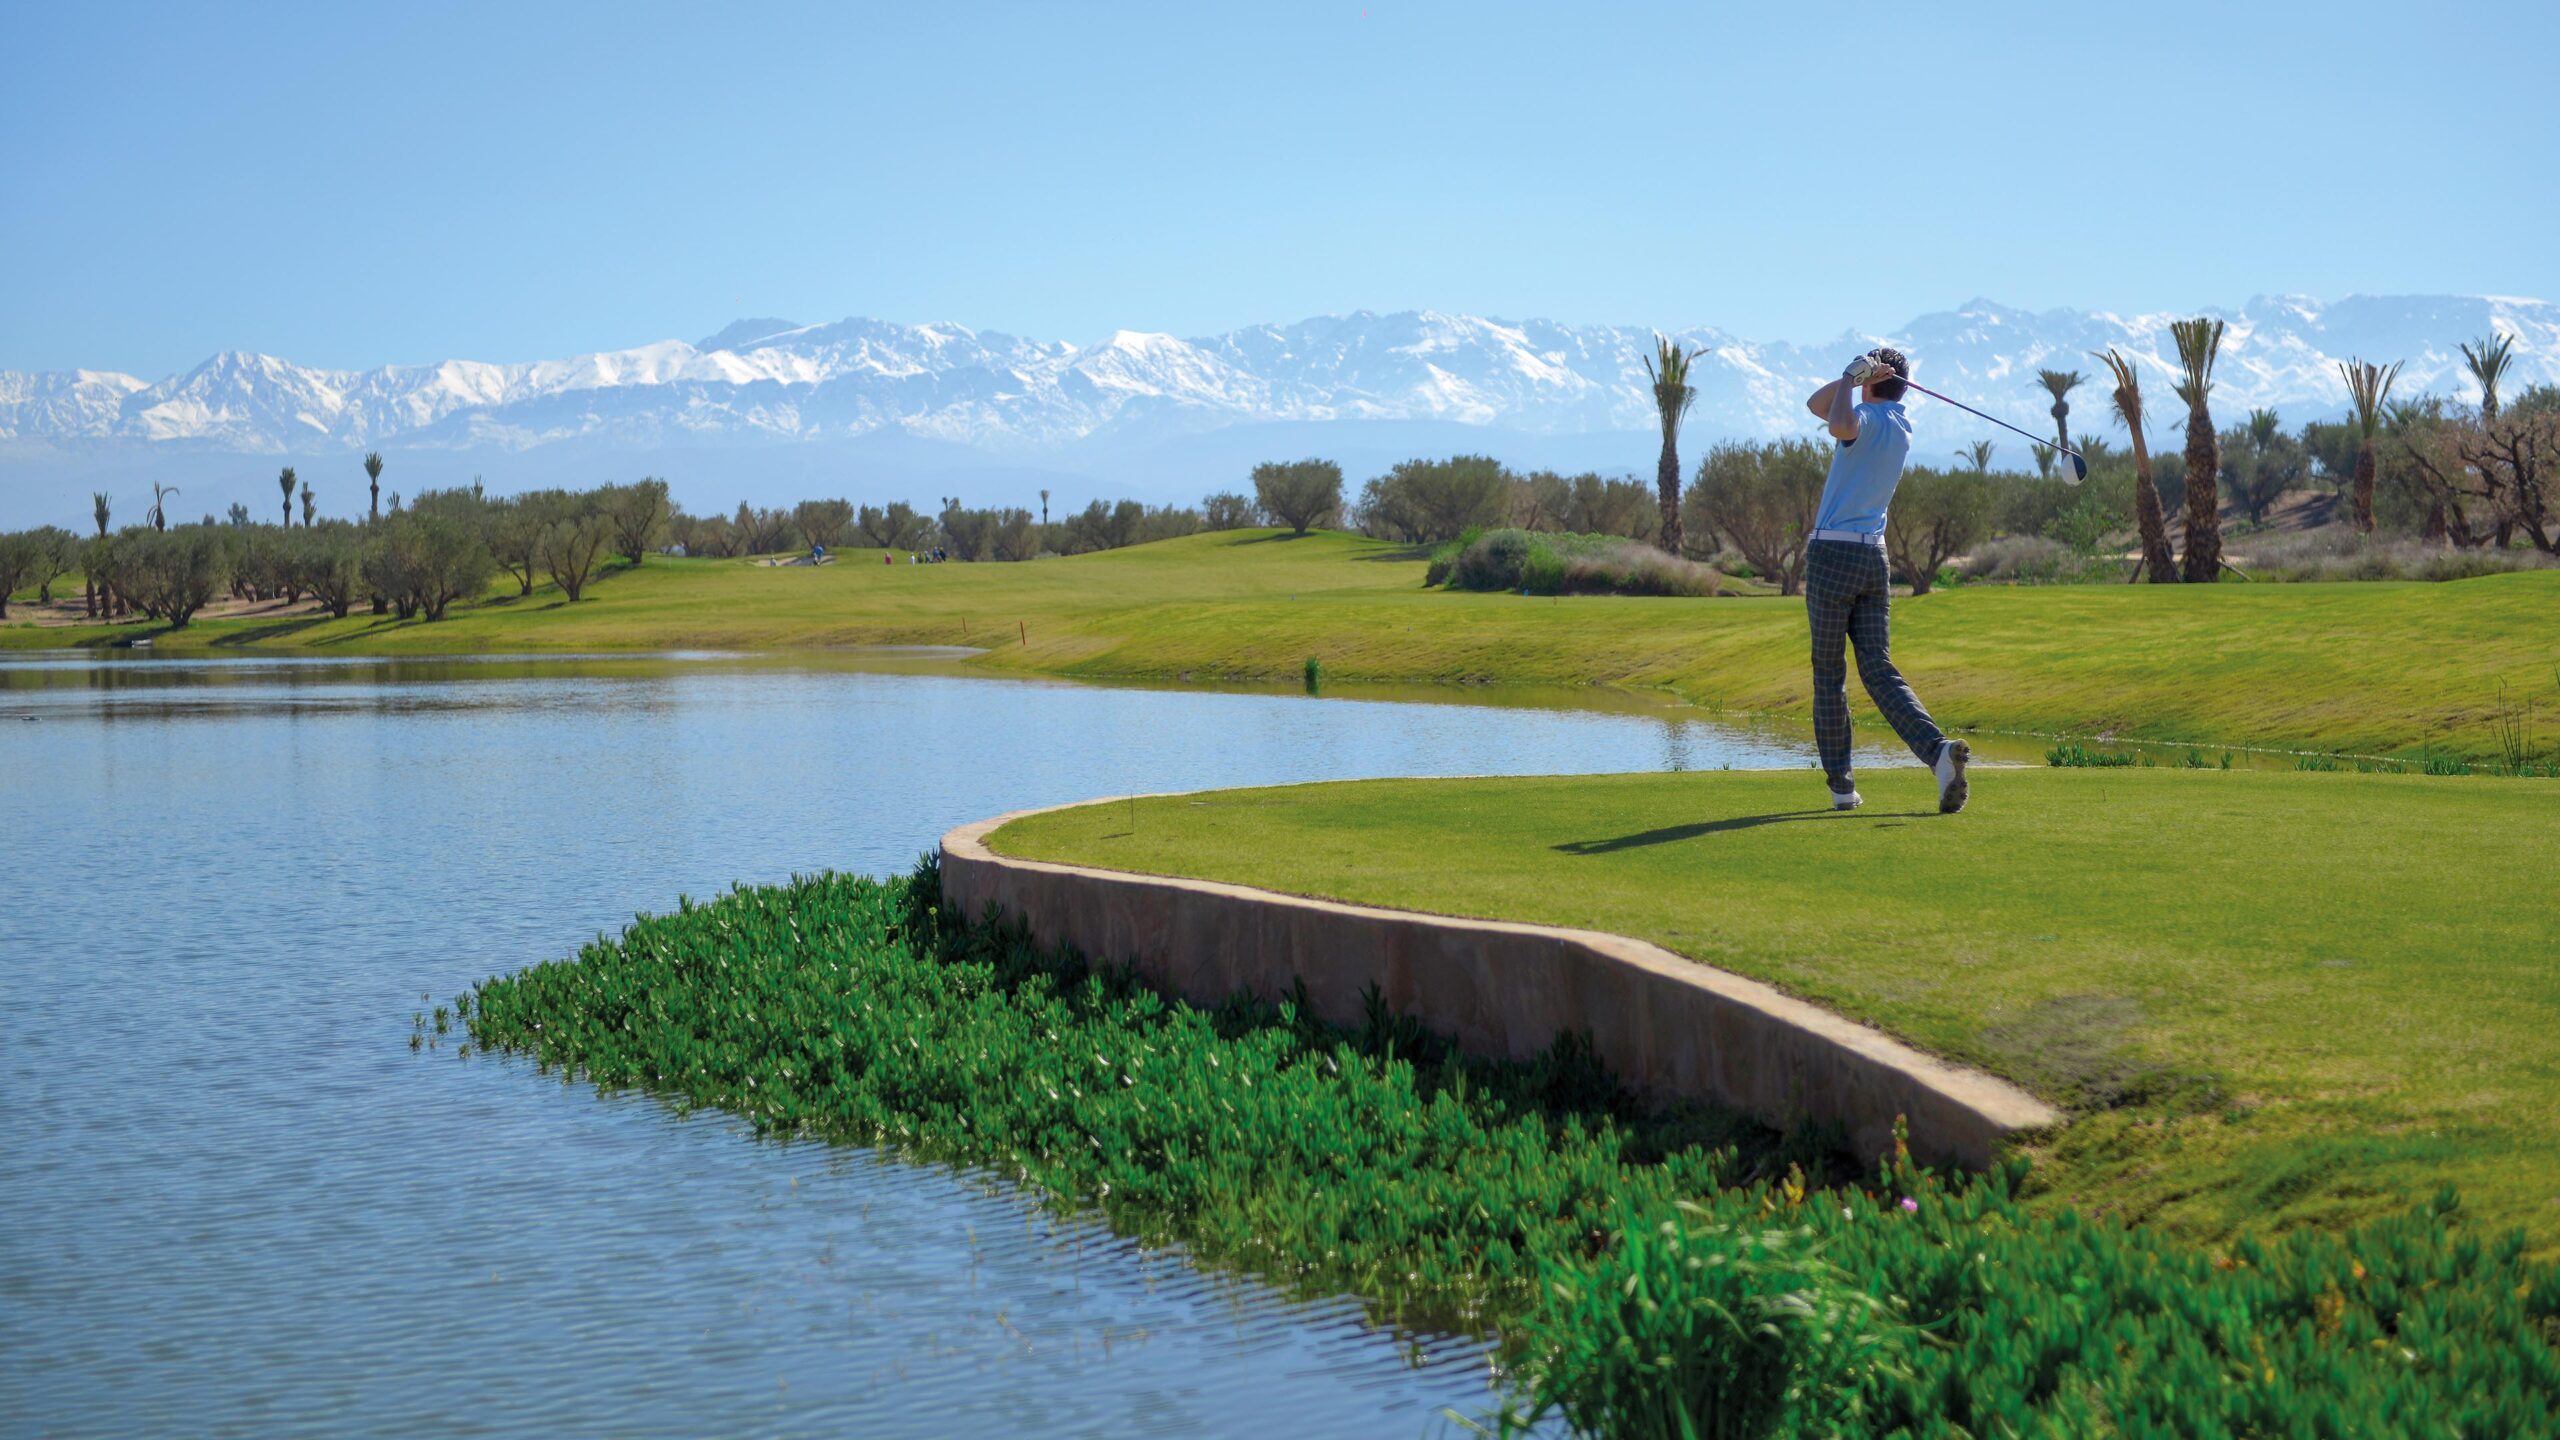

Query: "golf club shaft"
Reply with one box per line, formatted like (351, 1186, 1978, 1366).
(1897, 378, 2083, 460)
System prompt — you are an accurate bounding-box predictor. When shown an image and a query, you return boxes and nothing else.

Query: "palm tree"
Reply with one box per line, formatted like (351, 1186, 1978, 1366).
(2029, 442, 2057, 480)
(2169, 318, 2226, 582)
(149, 481, 179, 532)
(300, 479, 315, 527)
(2035, 368, 2086, 453)
(365, 452, 385, 524)
(1956, 440, 1995, 473)
(2094, 348, 2175, 582)
(278, 467, 298, 528)
(1039, 488, 1050, 526)
(2460, 333, 2515, 421)
(2338, 357, 2403, 535)
(1644, 336, 1707, 555)
(88, 492, 110, 616)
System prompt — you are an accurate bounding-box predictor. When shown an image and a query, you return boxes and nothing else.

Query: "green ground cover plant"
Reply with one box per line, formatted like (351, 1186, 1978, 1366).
(463, 863, 2560, 1437)
(12, 529, 2558, 764)
(992, 768, 2560, 1250)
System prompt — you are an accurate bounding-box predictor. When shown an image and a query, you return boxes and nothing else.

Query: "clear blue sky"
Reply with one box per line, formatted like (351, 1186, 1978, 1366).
(4, 0, 2551, 378)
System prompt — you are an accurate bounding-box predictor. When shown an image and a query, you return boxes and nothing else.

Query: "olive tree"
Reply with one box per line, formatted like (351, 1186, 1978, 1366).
(1686, 440, 1826, 596)
(857, 501, 927, 550)
(1250, 459, 1343, 535)
(293, 523, 366, 617)
(792, 497, 855, 551)
(1881, 467, 1991, 595)
(117, 526, 230, 626)
(604, 477, 671, 564)
(538, 509, 614, 600)
(0, 531, 39, 618)
(1200, 491, 1261, 531)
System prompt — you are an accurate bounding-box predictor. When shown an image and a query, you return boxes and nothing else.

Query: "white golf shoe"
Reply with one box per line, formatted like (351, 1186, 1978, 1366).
(1829, 782, 1862, 811)
(1935, 739, 1972, 814)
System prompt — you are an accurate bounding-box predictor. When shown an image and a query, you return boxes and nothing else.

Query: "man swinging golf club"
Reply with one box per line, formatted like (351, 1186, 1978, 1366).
(1802, 347, 1969, 814)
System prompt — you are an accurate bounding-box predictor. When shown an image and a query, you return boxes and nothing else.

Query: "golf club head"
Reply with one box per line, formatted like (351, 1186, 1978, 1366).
(2065, 452, 2089, 485)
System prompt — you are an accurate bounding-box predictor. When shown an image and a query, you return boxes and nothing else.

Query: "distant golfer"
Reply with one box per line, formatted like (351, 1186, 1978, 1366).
(1802, 347, 1969, 814)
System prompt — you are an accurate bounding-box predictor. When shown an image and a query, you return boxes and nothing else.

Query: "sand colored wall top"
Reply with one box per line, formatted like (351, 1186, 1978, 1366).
(942, 801, 2060, 1170)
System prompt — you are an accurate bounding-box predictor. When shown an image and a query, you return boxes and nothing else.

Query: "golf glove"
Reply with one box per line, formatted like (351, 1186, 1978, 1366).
(1842, 354, 1879, 384)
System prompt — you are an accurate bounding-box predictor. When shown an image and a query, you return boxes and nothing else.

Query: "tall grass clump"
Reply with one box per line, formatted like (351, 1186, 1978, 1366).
(1431, 528, 1722, 597)
(1954, 535, 2120, 586)
(467, 865, 2560, 1437)
(2237, 530, 2560, 583)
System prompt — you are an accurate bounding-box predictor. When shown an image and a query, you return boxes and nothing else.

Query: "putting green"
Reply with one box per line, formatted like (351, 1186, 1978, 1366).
(989, 767, 2560, 1250)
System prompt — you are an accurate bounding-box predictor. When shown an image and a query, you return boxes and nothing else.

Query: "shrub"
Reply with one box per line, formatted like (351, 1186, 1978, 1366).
(1436, 529, 1720, 597)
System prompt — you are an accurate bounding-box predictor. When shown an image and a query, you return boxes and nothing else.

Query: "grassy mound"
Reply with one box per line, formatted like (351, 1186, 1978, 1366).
(1429, 528, 1723, 597)
(989, 768, 2560, 1251)
(17, 528, 2560, 763)
(462, 863, 2560, 1437)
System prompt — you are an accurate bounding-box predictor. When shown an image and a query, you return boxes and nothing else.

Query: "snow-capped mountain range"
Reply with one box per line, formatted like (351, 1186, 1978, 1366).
(3, 294, 2552, 526)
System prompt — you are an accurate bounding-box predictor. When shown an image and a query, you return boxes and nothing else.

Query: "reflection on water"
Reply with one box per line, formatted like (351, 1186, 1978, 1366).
(0, 653, 1858, 1438)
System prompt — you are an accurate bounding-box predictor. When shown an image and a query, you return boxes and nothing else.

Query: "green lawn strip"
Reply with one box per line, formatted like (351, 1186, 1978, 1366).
(989, 768, 2560, 1250)
(462, 863, 2560, 1437)
(10, 530, 2557, 762)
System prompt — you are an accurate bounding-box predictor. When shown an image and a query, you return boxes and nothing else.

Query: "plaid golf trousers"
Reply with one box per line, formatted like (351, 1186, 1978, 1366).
(1806, 538, 1946, 785)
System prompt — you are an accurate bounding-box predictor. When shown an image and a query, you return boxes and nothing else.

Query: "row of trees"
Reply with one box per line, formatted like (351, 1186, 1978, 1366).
(8, 478, 672, 628)
(1639, 326, 2557, 590)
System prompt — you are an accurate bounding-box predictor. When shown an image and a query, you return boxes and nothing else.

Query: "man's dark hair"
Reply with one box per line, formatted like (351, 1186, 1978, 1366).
(1868, 347, 1909, 401)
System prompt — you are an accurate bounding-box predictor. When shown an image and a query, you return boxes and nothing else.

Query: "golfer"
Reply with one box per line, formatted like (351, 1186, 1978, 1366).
(1802, 347, 1969, 814)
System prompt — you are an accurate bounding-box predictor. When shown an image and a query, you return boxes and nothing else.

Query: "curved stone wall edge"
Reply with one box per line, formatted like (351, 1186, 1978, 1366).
(941, 800, 2061, 1170)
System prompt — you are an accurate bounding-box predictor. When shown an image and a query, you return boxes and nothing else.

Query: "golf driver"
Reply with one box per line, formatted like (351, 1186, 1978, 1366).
(1897, 379, 2088, 483)
(1845, 353, 2088, 482)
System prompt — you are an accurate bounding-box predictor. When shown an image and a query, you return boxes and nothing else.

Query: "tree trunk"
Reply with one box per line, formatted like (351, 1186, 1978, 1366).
(2126, 434, 2178, 583)
(371, 594, 387, 615)
(2052, 404, 2071, 456)
(85, 580, 96, 618)
(1655, 431, 1683, 557)
(2423, 501, 2448, 542)
(2352, 442, 2377, 533)
(2180, 405, 2223, 582)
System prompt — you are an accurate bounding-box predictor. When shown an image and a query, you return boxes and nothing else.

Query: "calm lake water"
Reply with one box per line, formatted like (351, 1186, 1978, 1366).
(0, 652, 1858, 1439)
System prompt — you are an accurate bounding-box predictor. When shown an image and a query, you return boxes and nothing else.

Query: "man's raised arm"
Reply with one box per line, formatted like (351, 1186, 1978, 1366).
(1805, 358, 1868, 443)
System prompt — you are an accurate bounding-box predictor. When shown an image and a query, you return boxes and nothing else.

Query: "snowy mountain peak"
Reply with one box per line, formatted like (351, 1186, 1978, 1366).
(5, 295, 2554, 467)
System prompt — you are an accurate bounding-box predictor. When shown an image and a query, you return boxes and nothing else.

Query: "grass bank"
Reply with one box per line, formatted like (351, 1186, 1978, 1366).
(13, 529, 2558, 762)
(463, 863, 2560, 1437)
(989, 768, 2560, 1251)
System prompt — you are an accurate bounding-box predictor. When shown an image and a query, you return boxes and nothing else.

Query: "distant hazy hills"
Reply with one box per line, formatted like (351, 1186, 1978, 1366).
(4, 295, 2551, 527)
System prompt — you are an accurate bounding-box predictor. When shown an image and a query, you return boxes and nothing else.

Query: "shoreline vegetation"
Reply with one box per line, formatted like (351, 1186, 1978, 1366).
(464, 862, 2560, 1437)
(11, 528, 2560, 765)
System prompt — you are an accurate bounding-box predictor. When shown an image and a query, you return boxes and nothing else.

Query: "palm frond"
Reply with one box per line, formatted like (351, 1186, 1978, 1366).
(1645, 334, 1705, 424)
(2093, 347, 2144, 433)
(2459, 332, 2516, 411)
(2338, 357, 2404, 438)
(2169, 318, 2225, 411)
(2034, 368, 2085, 403)
(2092, 347, 2145, 432)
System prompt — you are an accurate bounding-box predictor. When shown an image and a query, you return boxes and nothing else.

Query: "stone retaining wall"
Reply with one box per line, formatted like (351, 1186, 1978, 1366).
(941, 802, 2059, 1170)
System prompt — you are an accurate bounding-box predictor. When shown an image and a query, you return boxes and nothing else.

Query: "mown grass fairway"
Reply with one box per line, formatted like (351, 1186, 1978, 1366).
(12, 528, 2559, 760)
(990, 768, 2560, 1249)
